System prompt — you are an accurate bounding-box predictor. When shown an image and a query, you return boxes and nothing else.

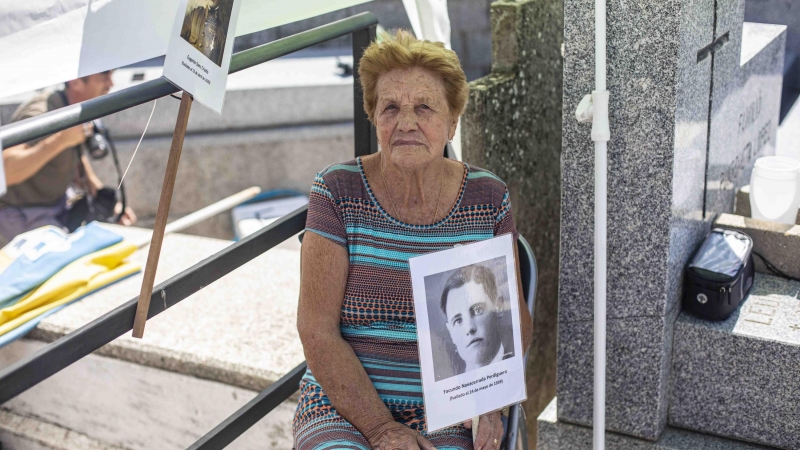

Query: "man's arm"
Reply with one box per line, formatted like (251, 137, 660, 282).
(3, 125, 86, 186)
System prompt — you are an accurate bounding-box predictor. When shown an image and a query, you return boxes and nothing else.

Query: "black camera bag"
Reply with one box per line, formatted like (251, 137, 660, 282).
(683, 229, 754, 321)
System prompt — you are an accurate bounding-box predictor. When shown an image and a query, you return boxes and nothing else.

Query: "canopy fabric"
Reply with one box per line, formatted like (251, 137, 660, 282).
(401, 0, 450, 49)
(0, 0, 370, 99)
(0, 241, 139, 340)
(400, 0, 460, 160)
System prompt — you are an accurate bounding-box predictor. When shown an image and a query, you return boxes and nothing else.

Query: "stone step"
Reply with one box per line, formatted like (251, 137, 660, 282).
(0, 409, 130, 450)
(89, 122, 352, 240)
(537, 399, 772, 450)
(0, 225, 303, 450)
(670, 273, 800, 449)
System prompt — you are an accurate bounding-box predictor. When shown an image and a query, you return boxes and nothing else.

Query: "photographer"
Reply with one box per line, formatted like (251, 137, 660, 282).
(0, 71, 136, 246)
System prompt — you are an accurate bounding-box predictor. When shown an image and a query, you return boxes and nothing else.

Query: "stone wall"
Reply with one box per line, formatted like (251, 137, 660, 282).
(461, 0, 563, 445)
(233, 0, 496, 80)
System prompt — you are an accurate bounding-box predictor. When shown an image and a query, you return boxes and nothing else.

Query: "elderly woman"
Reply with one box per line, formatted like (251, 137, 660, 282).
(294, 30, 533, 450)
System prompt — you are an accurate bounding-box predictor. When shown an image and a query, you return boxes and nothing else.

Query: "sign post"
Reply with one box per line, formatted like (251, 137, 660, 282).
(132, 0, 242, 338)
(132, 93, 192, 338)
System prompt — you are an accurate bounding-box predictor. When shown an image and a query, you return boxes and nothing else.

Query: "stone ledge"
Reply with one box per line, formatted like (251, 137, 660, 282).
(670, 273, 800, 449)
(89, 122, 352, 240)
(538, 398, 772, 450)
(715, 212, 800, 280)
(0, 57, 355, 139)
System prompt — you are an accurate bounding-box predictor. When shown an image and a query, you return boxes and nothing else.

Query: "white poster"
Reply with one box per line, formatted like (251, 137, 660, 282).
(409, 234, 527, 432)
(162, 0, 242, 113)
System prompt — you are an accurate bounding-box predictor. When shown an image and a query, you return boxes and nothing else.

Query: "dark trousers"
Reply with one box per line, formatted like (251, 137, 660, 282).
(0, 197, 68, 247)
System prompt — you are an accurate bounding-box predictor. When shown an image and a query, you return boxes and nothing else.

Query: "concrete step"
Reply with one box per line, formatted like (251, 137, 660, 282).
(537, 399, 771, 450)
(0, 225, 303, 450)
(670, 273, 800, 449)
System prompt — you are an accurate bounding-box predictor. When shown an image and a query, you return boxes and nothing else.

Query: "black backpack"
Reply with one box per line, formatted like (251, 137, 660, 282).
(683, 229, 755, 321)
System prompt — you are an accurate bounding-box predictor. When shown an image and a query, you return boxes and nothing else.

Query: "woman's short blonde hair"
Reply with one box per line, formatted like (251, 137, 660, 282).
(357, 29, 469, 123)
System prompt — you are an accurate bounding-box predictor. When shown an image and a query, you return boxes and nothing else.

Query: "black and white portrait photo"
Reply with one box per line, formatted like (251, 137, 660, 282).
(424, 256, 515, 381)
(180, 0, 234, 67)
(410, 234, 526, 431)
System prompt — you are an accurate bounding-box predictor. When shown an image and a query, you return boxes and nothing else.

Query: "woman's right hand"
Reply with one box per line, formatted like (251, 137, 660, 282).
(366, 421, 437, 450)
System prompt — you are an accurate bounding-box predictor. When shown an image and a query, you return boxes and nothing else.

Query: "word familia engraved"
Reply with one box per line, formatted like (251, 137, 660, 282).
(737, 92, 763, 136)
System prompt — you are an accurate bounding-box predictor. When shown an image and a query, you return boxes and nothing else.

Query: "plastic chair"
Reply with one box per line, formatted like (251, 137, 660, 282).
(501, 235, 538, 450)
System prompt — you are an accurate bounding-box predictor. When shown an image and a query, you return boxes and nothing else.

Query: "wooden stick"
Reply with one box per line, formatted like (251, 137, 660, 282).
(132, 93, 193, 338)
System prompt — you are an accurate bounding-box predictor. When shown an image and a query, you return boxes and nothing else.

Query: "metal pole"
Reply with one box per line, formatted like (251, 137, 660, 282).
(352, 25, 378, 157)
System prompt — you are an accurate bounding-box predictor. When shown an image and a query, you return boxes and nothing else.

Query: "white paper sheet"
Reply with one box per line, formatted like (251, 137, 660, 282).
(0, 0, 370, 99)
(162, 0, 242, 113)
(409, 234, 527, 432)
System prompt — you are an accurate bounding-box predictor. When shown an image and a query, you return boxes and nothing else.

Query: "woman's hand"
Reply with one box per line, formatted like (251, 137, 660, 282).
(365, 421, 437, 450)
(463, 411, 503, 450)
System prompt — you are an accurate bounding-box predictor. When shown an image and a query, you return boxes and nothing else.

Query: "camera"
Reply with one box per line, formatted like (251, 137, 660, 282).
(84, 119, 111, 160)
(64, 119, 127, 231)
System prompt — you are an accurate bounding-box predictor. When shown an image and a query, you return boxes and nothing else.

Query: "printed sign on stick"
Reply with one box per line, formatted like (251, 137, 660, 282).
(409, 234, 527, 432)
(163, 0, 242, 113)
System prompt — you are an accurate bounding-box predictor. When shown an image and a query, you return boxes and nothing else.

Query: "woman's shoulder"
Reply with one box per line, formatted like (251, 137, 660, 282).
(461, 163, 509, 207)
(315, 159, 365, 199)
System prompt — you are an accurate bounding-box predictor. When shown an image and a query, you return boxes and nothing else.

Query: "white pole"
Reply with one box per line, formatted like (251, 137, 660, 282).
(595, 0, 607, 92)
(573, 2, 610, 447)
(593, 140, 607, 450)
(593, 0, 608, 448)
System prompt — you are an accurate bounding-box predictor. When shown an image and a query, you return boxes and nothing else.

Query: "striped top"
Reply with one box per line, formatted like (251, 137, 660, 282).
(293, 157, 517, 450)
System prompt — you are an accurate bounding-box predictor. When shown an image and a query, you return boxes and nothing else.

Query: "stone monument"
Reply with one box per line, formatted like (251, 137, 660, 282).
(461, 0, 563, 445)
(541, 0, 787, 447)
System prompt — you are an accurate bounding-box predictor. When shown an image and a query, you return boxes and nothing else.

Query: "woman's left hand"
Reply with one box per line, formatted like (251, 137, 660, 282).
(463, 411, 503, 450)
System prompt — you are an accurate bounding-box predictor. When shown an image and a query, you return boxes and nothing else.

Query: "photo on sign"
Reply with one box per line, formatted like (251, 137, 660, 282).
(180, 0, 234, 67)
(424, 256, 515, 382)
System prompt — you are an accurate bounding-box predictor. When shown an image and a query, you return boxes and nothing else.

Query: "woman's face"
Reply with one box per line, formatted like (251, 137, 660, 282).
(444, 281, 502, 369)
(374, 66, 457, 170)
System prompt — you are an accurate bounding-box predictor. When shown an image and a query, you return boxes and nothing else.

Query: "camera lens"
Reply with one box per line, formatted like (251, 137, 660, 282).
(86, 133, 109, 159)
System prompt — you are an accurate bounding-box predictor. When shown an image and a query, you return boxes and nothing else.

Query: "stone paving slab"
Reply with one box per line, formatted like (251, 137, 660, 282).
(538, 399, 774, 450)
(670, 273, 800, 449)
(24, 224, 305, 392)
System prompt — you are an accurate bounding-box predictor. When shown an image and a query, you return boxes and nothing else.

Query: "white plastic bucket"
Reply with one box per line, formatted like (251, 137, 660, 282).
(750, 156, 800, 224)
